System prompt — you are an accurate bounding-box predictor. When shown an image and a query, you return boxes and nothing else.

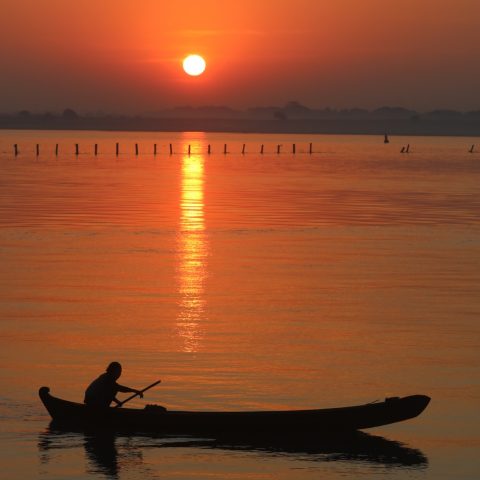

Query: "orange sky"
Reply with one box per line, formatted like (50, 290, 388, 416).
(1, 0, 479, 113)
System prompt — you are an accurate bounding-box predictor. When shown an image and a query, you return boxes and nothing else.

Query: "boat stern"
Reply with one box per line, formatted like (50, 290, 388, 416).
(406, 394, 431, 417)
(39, 386, 55, 419)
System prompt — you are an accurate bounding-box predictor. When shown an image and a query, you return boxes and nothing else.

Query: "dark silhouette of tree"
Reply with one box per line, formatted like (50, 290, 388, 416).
(62, 108, 79, 120)
(284, 101, 311, 114)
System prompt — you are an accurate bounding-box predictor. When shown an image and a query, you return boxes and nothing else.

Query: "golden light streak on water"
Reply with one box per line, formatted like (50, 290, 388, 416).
(176, 136, 207, 352)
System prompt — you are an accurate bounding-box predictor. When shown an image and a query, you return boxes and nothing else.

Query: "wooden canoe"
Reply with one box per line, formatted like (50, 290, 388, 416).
(39, 387, 430, 434)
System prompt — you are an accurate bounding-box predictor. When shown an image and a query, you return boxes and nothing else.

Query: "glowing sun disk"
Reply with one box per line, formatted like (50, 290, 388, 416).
(183, 55, 206, 76)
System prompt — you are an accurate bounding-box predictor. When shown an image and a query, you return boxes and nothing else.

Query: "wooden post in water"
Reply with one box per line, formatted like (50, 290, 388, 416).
(135, 144, 139, 156)
(277, 144, 281, 154)
(224, 144, 227, 154)
(75, 144, 79, 156)
(94, 144, 98, 156)
(260, 144, 264, 154)
(55, 144, 59, 156)
(208, 144, 211, 155)
(169, 143, 173, 155)
(242, 144, 246, 154)
(188, 145, 191, 156)
(36, 144, 39, 156)
(116, 143, 119, 156)
(154, 144, 157, 155)
(292, 144, 296, 154)
(14, 144, 18, 156)
(309, 143, 313, 154)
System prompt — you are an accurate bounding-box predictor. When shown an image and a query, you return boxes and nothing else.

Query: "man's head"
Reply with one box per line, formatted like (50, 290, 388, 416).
(106, 361, 122, 380)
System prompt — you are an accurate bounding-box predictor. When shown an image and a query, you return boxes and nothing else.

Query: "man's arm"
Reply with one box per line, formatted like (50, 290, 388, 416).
(116, 383, 144, 398)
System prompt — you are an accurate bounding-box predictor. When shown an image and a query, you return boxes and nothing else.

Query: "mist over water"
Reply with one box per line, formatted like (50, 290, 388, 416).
(0, 131, 479, 479)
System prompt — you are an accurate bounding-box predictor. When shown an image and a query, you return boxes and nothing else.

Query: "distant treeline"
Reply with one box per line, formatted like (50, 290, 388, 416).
(1, 102, 480, 136)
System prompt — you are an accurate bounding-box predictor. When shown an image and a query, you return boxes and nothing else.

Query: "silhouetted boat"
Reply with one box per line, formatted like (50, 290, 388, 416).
(39, 387, 430, 434)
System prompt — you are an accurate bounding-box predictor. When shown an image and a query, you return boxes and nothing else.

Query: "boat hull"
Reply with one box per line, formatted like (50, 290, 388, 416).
(39, 387, 430, 434)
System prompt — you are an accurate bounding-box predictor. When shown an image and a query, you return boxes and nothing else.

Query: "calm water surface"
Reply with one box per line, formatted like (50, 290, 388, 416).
(0, 131, 479, 479)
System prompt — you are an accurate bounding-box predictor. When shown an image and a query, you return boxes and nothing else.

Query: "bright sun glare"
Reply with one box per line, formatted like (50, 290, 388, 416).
(183, 55, 206, 76)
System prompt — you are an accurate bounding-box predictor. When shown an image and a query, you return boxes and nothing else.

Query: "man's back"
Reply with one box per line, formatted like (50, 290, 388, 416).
(84, 372, 117, 407)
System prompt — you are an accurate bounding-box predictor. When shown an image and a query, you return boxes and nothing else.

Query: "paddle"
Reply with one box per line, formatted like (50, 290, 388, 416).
(115, 380, 161, 408)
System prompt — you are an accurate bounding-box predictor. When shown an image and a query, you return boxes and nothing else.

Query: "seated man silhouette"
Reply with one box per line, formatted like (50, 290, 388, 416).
(84, 362, 143, 408)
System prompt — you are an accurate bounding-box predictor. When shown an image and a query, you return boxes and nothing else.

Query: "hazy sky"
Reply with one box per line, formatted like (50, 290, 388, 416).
(1, 0, 479, 113)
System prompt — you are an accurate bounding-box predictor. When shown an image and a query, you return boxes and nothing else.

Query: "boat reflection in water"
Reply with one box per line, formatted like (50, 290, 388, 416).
(186, 431, 429, 467)
(38, 425, 428, 478)
(38, 427, 145, 480)
(176, 136, 208, 353)
(83, 432, 121, 479)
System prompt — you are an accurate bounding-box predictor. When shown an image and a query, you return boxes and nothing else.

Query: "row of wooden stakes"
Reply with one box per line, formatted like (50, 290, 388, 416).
(400, 144, 476, 153)
(12, 143, 315, 156)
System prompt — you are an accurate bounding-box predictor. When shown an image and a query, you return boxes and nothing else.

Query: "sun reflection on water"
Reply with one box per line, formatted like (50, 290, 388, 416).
(176, 137, 207, 352)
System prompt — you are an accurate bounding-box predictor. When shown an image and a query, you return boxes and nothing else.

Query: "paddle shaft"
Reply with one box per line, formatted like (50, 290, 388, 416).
(115, 380, 161, 408)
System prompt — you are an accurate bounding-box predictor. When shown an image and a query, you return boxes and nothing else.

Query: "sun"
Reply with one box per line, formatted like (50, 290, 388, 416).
(183, 55, 206, 76)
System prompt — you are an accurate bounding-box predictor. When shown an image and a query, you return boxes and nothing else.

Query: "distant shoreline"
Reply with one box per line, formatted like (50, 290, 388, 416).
(1, 116, 479, 137)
